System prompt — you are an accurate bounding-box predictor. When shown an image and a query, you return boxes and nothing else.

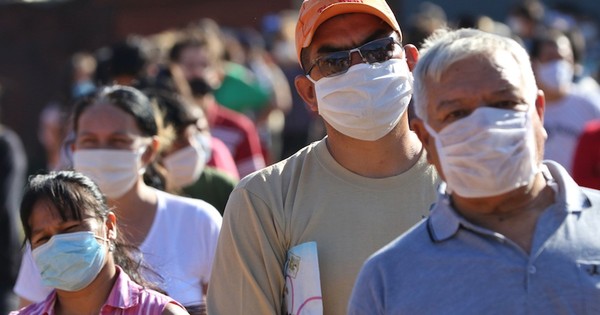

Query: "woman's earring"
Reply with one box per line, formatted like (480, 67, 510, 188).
(109, 242, 115, 252)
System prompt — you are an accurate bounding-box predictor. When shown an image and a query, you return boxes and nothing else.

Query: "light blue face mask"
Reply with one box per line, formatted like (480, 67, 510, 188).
(32, 231, 107, 291)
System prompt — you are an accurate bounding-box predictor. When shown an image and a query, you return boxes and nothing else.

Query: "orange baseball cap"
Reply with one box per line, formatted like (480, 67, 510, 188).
(295, 0, 401, 67)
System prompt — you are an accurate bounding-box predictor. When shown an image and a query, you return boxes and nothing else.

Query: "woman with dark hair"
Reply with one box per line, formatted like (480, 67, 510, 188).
(14, 86, 221, 315)
(10, 171, 188, 314)
(149, 89, 238, 215)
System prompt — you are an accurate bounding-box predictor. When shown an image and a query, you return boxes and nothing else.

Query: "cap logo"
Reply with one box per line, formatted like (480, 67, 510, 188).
(317, 0, 364, 13)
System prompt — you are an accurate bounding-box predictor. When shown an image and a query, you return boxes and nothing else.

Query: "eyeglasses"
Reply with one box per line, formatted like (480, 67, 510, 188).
(306, 36, 402, 78)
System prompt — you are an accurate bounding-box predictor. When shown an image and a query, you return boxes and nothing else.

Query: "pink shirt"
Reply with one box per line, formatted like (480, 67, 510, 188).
(10, 266, 184, 315)
(208, 136, 240, 180)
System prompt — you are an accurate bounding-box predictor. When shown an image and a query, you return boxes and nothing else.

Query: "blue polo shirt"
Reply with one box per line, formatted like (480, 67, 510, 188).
(349, 161, 600, 315)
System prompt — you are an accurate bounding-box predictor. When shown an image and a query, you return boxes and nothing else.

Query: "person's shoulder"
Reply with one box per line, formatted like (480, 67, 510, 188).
(201, 166, 238, 186)
(567, 91, 600, 112)
(9, 300, 50, 315)
(215, 103, 256, 129)
(133, 286, 187, 315)
(161, 302, 189, 315)
(236, 140, 322, 188)
(0, 125, 24, 149)
(156, 189, 221, 219)
(364, 219, 432, 268)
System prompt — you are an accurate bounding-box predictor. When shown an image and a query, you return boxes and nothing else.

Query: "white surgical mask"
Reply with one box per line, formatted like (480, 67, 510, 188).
(425, 106, 539, 198)
(164, 137, 207, 188)
(197, 133, 213, 162)
(308, 58, 413, 141)
(536, 59, 573, 91)
(73, 148, 146, 199)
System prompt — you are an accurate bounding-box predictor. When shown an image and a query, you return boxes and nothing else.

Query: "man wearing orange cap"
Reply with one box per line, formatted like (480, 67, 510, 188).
(207, 0, 439, 314)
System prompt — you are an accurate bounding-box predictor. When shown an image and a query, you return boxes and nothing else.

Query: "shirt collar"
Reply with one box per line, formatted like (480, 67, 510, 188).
(104, 266, 142, 309)
(427, 161, 592, 242)
(544, 160, 592, 212)
(38, 291, 58, 315)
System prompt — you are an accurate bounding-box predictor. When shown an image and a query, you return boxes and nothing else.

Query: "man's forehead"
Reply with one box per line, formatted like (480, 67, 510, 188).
(430, 51, 524, 102)
(310, 13, 392, 49)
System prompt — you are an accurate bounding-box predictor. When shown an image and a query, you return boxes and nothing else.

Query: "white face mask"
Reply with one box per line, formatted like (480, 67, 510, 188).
(164, 137, 207, 189)
(197, 133, 213, 162)
(308, 58, 413, 141)
(425, 106, 539, 198)
(536, 59, 573, 91)
(73, 148, 146, 199)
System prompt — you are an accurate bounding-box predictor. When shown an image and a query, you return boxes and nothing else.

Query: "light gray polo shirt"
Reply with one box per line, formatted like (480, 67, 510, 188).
(349, 161, 600, 315)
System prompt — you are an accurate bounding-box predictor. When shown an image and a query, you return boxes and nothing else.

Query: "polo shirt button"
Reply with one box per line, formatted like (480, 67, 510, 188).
(528, 266, 536, 274)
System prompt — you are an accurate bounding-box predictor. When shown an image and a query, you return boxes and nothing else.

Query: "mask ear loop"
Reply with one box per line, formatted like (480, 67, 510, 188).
(136, 141, 153, 175)
(422, 122, 454, 196)
(99, 212, 116, 252)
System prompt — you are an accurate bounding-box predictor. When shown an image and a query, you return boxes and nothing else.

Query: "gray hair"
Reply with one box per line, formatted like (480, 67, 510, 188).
(412, 28, 538, 122)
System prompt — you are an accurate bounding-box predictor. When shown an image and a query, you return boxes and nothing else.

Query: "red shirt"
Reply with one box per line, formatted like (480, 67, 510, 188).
(205, 101, 266, 178)
(208, 136, 240, 180)
(572, 119, 600, 189)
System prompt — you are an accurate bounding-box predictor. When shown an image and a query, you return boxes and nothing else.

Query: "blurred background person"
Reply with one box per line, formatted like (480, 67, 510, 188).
(95, 36, 153, 87)
(405, 1, 448, 49)
(221, 26, 292, 163)
(37, 102, 67, 171)
(530, 28, 600, 174)
(0, 84, 26, 315)
(505, 0, 545, 52)
(149, 58, 240, 180)
(150, 89, 238, 215)
(69, 51, 97, 99)
(262, 10, 325, 160)
(11, 171, 188, 315)
(14, 85, 221, 315)
(169, 32, 266, 178)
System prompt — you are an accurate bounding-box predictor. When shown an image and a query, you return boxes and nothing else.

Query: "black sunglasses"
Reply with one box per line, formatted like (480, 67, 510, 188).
(306, 36, 402, 78)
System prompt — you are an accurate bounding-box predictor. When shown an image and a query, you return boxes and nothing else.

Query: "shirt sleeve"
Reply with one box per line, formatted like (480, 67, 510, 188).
(207, 186, 286, 315)
(14, 245, 53, 302)
(197, 204, 222, 285)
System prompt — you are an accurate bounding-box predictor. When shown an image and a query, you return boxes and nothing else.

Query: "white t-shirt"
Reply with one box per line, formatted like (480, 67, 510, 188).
(543, 92, 600, 173)
(14, 189, 222, 306)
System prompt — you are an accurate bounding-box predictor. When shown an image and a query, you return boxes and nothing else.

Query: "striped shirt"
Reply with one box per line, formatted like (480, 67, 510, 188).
(10, 266, 184, 315)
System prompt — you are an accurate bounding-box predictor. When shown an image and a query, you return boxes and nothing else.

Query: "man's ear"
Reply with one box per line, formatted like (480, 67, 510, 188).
(411, 117, 434, 164)
(295, 75, 319, 113)
(535, 89, 548, 141)
(404, 44, 419, 72)
(535, 89, 546, 124)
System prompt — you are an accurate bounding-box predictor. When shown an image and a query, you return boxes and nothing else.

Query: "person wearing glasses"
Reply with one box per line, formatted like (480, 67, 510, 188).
(348, 28, 600, 314)
(207, 0, 439, 314)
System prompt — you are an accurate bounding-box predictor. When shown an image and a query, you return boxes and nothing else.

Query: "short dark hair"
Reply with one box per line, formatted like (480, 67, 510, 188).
(169, 38, 206, 63)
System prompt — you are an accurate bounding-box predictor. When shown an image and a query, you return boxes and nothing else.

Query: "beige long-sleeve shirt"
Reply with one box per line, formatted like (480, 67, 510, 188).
(208, 139, 439, 315)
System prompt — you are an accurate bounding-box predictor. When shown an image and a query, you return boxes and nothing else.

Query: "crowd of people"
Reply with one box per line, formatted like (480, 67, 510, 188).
(1, 0, 600, 314)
